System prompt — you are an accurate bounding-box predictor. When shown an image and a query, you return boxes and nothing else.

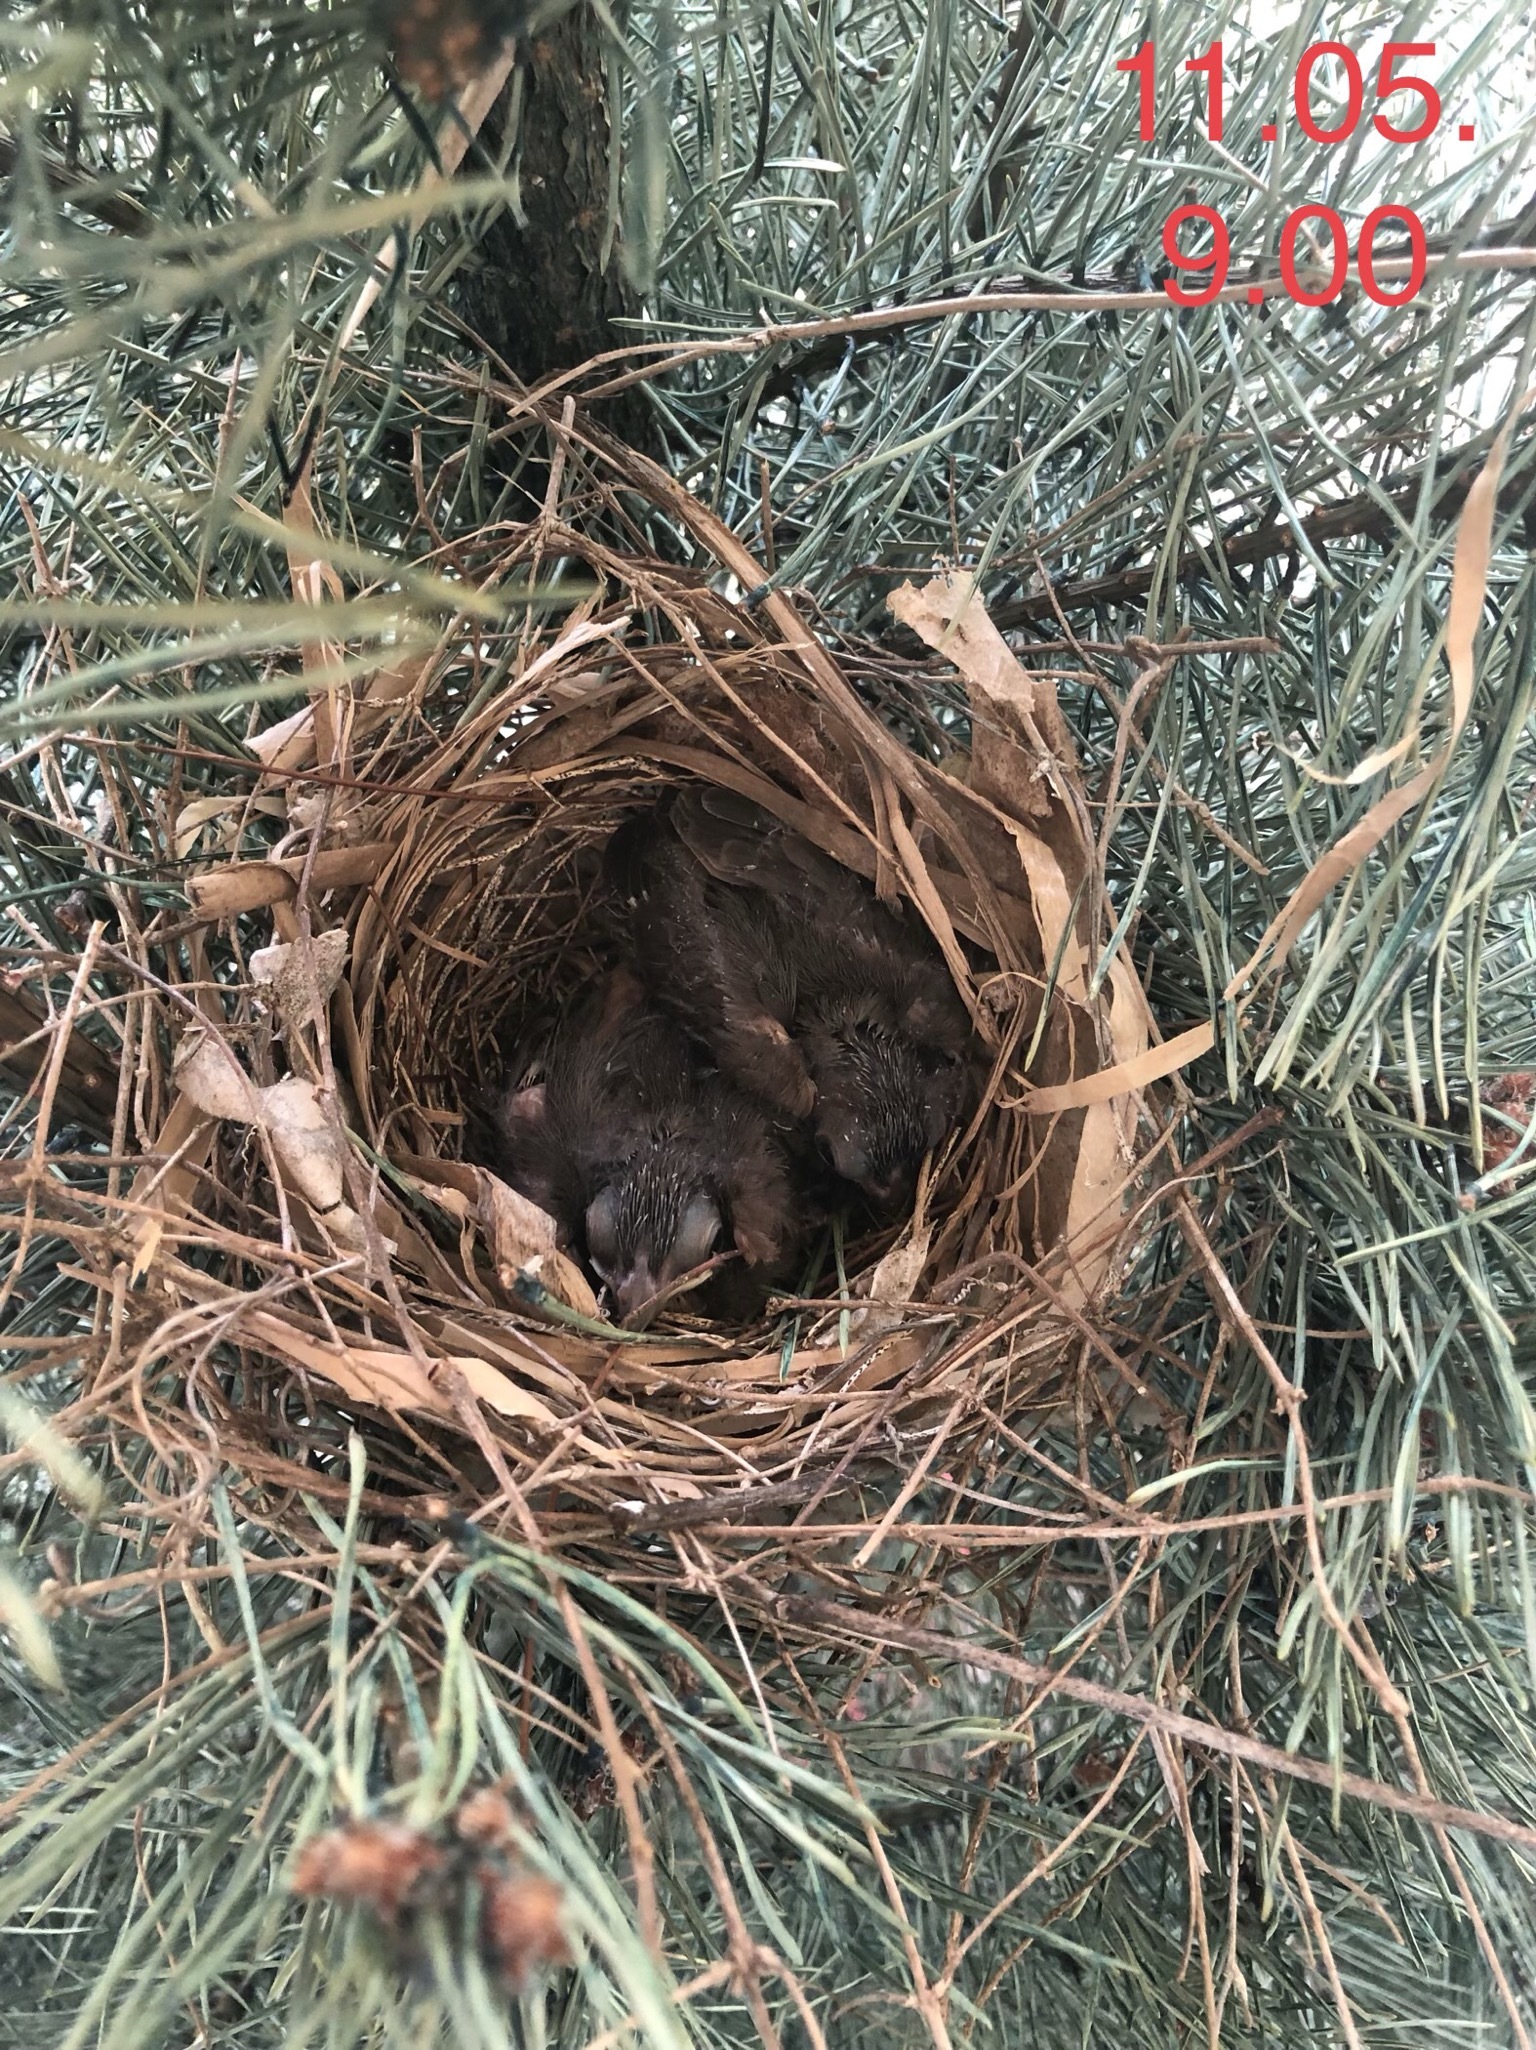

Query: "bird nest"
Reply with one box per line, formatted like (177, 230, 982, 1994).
(22, 438, 1174, 1543)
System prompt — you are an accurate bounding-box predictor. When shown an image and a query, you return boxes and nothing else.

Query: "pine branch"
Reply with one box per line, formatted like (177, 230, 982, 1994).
(992, 438, 1534, 624)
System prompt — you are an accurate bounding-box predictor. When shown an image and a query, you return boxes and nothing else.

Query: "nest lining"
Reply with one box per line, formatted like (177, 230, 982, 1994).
(353, 581, 1128, 1355)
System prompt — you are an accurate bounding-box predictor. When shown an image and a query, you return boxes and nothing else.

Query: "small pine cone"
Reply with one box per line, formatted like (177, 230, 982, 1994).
(479, 1867, 571, 1988)
(1481, 1072, 1535, 1173)
(290, 1820, 445, 1924)
(375, 0, 521, 99)
(456, 1785, 521, 1850)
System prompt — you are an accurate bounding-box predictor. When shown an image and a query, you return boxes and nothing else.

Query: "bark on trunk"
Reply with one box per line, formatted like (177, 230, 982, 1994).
(456, 5, 656, 453)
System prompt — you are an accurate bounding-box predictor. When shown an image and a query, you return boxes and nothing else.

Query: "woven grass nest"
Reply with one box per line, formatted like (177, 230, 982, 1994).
(82, 441, 1170, 1535)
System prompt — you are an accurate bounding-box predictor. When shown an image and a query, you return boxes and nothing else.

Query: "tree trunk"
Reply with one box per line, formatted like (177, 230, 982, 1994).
(456, 5, 656, 454)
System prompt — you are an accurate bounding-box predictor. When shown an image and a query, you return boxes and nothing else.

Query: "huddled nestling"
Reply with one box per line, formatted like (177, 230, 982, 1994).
(492, 788, 976, 1328)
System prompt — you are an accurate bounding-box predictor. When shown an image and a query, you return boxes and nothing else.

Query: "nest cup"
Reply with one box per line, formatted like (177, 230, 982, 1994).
(163, 458, 1157, 1515)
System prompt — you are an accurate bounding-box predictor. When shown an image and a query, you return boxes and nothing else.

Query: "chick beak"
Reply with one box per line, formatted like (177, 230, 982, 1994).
(863, 1166, 914, 1214)
(615, 1264, 661, 1330)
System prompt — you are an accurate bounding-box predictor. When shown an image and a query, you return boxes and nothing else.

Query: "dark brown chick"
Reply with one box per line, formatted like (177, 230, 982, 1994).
(606, 789, 974, 1212)
(494, 974, 796, 1327)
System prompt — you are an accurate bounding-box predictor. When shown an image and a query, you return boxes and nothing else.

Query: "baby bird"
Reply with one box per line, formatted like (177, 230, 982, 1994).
(607, 789, 974, 1213)
(494, 973, 795, 1327)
